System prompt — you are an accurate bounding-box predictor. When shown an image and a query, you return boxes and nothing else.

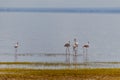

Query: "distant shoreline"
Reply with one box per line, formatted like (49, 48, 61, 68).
(1, 7, 120, 13)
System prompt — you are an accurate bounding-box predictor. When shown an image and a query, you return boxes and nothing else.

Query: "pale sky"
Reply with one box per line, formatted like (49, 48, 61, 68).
(0, 0, 120, 8)
(0, 0, 120, 57)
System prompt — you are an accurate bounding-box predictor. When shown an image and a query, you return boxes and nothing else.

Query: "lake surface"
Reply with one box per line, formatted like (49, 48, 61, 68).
(0, 53, 120, 69)
(0, 52, 118, 62)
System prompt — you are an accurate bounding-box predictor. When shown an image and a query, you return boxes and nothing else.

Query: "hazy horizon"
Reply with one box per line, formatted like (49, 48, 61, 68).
(0, 0, 120, 60)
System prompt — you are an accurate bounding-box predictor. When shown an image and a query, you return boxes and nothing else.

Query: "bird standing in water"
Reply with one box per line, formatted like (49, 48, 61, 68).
(83, 41, 89, 63)
(64, 41, 70, 63)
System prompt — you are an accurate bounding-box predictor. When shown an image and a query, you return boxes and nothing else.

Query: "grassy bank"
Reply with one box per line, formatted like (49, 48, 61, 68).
(0, 62, 85, 66)
(0, 68, 120, 80)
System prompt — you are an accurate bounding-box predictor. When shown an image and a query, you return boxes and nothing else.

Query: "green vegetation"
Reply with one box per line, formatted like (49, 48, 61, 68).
(0, 61, 120, 65)
(0, 62, 120, 79)
(0, 62, 85, 66)
(0, 68, 119, 80)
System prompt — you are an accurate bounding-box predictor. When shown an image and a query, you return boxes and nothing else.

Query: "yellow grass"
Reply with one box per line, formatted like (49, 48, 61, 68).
(0, 68, 119, 80)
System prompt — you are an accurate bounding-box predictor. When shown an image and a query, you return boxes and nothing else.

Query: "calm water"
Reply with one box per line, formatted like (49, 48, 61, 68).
(0, 62, 120, 69)
(0, 53, 120, 62)
(0, 53, 120, 69)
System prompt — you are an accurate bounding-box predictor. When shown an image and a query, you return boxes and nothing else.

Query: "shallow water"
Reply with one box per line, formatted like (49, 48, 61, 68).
(0, 53, 120, 69)
(0, 62, 120, 69)
(1, 52, 120, 62)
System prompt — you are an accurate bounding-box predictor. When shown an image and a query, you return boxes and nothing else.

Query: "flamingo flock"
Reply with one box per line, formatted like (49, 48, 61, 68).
(64, 38, 90, 64)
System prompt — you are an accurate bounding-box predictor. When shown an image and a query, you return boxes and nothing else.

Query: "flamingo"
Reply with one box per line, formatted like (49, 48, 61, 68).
(64, 41, 70, 63)
(83, 41, 89, 48)
(14, 42, 19, 48)
(73, 38, 78, 55)
(83, 41, 89, 64)
(14, 42, 19, 62)
(73, 38, 78, 66)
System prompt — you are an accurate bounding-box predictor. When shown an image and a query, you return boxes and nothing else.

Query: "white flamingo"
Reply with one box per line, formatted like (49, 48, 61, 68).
(73, 38, 78, 65)
(14, 42, 19, 48)
(14, 42, 19, 62)
(73, 38, 78, 55)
